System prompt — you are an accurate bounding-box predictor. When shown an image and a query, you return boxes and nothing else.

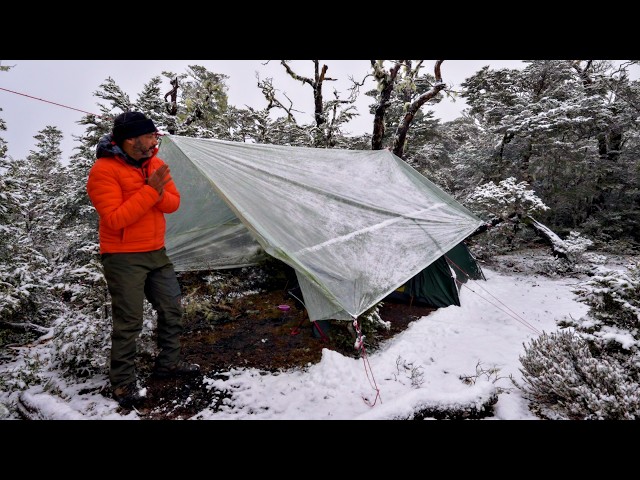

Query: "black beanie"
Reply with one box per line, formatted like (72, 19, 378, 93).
(112, 111, 158, 144)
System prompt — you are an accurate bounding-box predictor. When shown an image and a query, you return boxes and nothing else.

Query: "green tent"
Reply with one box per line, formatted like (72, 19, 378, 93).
(387, 242, 485, 308)
(159, 136, 485, 321)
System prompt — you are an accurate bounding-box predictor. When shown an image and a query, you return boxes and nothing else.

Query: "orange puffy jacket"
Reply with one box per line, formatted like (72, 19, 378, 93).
(87, 136, 180, 254)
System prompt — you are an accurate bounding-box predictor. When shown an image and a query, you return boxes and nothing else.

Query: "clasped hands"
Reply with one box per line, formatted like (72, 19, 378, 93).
(147, 164, 171, 197)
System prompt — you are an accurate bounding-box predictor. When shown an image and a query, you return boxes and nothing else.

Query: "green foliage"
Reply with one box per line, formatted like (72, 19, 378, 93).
(562, 231, 594, 261)
(0, 350, 49, 393)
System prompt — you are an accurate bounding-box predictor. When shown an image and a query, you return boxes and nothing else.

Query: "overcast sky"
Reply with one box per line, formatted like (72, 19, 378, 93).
(0, 60, 526, 160)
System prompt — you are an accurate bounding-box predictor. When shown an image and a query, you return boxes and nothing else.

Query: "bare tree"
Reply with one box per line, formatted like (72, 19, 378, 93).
(280, 60, 337, 128)
(164, 76, 179, 117)
(257, 75, 300, 121)
(279, 60, 359, 147)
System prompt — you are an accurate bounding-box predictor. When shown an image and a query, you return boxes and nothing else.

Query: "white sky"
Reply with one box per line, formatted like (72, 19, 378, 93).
(4, 251, 617, 420)
(0, 60, 525, 160)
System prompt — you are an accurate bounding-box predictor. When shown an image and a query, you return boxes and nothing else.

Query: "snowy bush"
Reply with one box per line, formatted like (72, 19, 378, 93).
(472, 221, 539, 256)
(580, 252, 607, 266)
(136, 301, 163, 362)
(50, 299, 160, 379)
(466, 177, 550, 220)
(519, 330, 640, 420)
(526, 255, 575, 277)
(527, 231, 603, 276)
(519, 261, 640, 419)
(559, 263, 640, 356)
(466, 177, 550, 255)
(0, 350, 49, 394)
(581, 216, 640, 254)
(331, 303, 389, 354)
(50, 309, 111, 378)
(560, 231, 597, 273)
(564, 231, 593, 257)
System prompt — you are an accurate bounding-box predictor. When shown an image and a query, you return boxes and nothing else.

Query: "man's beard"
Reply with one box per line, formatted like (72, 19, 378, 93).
(133, 141, 155, 159)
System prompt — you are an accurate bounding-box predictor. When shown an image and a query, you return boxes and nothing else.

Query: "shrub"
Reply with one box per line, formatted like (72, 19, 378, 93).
(519, 330, 640, 419)
(519, 260, 640, 419)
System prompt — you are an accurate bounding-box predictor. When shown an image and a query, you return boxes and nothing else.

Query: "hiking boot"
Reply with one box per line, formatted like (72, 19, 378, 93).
(153, 360, 201, 378)
(112, 382, 145, 410)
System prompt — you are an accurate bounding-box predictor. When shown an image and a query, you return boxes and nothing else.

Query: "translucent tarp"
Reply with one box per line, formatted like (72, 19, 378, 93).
(160, 136, 484, 321)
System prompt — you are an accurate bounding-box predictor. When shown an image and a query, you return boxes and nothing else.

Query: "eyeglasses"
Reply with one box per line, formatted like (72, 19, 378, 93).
(141, 132, 163, 142)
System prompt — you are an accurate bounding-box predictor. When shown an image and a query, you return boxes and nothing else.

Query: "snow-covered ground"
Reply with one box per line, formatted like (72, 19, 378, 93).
(5, 248, 626, 420)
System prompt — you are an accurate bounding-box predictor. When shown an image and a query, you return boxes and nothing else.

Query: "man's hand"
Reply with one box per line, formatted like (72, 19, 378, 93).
(147, 164, 171, 197)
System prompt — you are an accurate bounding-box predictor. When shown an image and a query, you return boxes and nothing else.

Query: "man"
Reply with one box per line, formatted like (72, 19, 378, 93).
(87, 111, 199, 410)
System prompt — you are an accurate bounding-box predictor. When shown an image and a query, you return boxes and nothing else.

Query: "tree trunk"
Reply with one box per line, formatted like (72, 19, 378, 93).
(522, 215, 568, 259)
(370, 61, 403, 150)
(392, 61, 446, 159)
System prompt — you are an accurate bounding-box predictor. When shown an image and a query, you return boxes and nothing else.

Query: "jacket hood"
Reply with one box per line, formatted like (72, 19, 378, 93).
(96, 134, 125, 159)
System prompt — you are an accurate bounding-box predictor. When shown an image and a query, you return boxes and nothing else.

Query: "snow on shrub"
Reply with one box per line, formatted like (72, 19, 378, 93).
(519, 261, 640, 419)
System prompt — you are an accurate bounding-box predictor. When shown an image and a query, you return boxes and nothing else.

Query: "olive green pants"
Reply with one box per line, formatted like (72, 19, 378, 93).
(101, 248, 183, 389)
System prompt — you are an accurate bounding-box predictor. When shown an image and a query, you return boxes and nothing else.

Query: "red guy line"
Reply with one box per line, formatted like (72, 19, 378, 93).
(0, 86, 103, 117)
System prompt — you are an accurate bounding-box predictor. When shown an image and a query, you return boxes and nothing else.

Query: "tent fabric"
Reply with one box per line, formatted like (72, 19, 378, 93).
(160, 135, 485, 321)
(402, 255, 461, 308)
(445, 242, 485, 283)
(385, 243, 483, 308)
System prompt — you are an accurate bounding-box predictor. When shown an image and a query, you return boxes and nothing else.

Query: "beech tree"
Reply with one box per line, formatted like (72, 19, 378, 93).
(161, 66, 231, 139)
(369, 60, 448, 158)
(404, 116, 487, 197)
(460, 60, 640, 245)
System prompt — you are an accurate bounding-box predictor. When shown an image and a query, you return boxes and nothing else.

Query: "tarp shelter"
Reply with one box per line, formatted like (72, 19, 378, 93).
(160, 136, 485, 321)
